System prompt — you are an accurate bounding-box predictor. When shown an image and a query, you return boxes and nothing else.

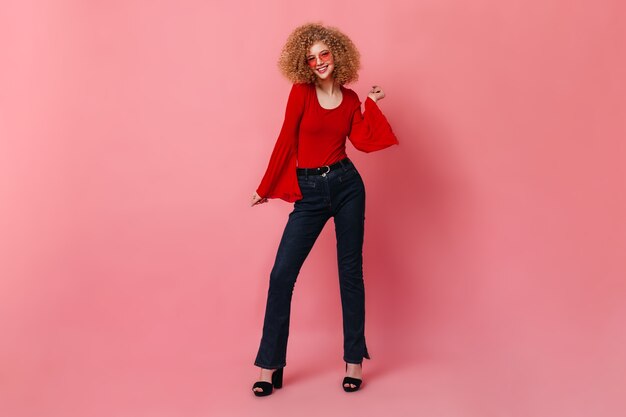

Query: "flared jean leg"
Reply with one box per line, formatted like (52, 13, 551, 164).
(254, 193, 330, 369)
(332, 169, 371, 364)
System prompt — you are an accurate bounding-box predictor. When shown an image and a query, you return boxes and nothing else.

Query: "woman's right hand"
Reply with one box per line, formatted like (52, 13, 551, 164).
(251, 191, 268, 207)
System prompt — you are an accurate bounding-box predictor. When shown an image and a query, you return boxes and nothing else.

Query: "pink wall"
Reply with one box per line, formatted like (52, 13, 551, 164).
(1, 1, 624, 416)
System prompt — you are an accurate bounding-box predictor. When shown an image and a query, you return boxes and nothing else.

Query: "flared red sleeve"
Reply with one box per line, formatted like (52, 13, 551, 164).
(348, 96, 399, 152)
(256, 83, 306, 203)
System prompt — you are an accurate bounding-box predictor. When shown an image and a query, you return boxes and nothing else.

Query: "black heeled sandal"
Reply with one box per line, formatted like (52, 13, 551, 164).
(252, 367, 284, 397)
(342, 362, 363, 392)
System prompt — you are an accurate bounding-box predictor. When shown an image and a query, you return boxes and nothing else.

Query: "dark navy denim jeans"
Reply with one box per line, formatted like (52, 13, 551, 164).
(254, 157, 371, 369)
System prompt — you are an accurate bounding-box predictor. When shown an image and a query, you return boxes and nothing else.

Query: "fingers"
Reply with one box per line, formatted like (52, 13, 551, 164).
(251, 196, 268, 206)
(369, 85, 385, 102)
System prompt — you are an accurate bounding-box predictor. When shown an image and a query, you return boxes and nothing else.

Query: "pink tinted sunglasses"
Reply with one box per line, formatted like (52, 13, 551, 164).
(306, 50, 332, 68)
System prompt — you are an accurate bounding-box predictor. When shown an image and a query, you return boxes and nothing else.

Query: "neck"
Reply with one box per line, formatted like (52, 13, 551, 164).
(315, 77, 339, 95)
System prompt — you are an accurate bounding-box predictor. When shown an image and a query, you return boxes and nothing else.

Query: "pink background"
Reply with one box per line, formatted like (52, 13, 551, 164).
(1, 1, 625, 416)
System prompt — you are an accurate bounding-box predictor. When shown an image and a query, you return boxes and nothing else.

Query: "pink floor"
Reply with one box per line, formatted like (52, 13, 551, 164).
(2, 324, 625, 416)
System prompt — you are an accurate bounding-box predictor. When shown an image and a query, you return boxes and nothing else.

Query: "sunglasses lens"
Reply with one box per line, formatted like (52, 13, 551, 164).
(306, 51, 332, 67)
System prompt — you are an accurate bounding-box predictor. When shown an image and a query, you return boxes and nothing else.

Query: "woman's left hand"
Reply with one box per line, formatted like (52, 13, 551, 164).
(367, 85, 385, 103)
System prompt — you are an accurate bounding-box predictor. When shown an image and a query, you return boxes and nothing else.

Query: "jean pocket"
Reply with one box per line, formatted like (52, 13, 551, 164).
(297, 177, 317, 189)
(339, 168, 359, 182)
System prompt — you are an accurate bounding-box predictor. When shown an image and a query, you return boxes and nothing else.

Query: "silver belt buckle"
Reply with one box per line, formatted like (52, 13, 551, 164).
(320, 165, 330, 177)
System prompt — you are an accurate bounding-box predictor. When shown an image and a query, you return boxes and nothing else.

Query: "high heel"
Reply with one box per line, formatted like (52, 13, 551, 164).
(252, 367, 284, 397)
(342, 362, 363, 392)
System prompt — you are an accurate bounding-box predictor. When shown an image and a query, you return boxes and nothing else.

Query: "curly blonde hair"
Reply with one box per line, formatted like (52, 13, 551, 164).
(277, 22, 361, 85)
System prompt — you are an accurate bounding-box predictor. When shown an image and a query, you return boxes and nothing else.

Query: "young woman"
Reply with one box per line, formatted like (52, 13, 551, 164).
(250, 23, 399, 396)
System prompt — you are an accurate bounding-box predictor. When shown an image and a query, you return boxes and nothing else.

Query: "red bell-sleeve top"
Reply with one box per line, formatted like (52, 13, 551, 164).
(256, 82, 399, 202)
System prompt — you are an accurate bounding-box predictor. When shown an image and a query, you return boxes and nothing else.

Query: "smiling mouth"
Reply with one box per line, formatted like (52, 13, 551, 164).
(317, 65, 329, 74)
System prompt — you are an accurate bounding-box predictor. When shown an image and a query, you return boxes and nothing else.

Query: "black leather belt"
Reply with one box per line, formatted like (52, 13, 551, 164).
(297, 157, 352, 177)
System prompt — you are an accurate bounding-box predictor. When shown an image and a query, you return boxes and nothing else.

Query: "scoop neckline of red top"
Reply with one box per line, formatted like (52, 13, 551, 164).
(310, 83, 345, 111)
